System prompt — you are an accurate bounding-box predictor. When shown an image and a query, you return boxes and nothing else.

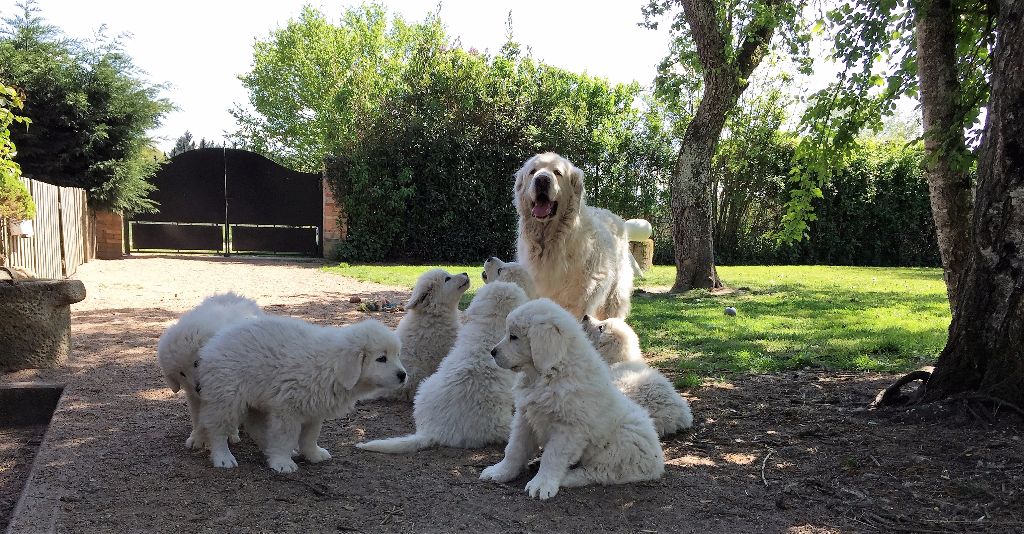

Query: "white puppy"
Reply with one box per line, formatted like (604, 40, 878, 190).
(198, 316, 405, 472)
(388, 269, 469, 401)
(581, 316, 694, 436)
(514, 152, 635, 320)
(482, 257, 537, 298)
(481, 299, 664, 499)
(357, 282, 529, 453)
(156, 292, 262, 449)
(580, 315, 644, 365)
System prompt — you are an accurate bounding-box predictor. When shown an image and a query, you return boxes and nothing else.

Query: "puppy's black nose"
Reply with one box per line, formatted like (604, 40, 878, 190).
(397, 370, 407, 383)
(490, 348, 497, 357)
(488, 256, 498, 263)
(582, 315, 590, 322)
(481, 271, 488, 281)
(460, 272, 468, 277)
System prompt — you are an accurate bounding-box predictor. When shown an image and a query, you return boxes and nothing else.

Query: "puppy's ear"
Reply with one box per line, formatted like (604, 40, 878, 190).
(529, 322, 566, 373)
(406, 283, 431, 310)
(337, 350, 365, 390)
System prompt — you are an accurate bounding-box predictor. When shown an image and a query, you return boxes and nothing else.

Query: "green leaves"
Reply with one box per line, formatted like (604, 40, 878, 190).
(0, 1, 171, 214)
(0, 83, 35, 222)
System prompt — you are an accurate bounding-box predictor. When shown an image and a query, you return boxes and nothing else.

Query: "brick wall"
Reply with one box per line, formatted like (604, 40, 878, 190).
(93, 210, 124, 260)
(322, 185, 346, 258)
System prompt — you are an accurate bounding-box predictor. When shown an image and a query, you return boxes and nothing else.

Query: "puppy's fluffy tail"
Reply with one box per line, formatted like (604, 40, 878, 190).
(356, 434, 432, 454)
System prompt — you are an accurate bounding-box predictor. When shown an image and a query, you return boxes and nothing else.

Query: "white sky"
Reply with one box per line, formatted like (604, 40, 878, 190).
(0, 0, 678, 151)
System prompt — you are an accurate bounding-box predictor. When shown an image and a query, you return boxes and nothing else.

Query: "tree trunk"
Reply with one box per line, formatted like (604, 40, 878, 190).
(918, 0, 1024, 407)
(915, 0, 974, 314)
(669, 0, 780, 292)
(671, 81, 729, 291)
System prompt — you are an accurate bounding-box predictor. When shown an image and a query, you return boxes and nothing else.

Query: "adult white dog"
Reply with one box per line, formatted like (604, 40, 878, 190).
(388, 269, 469, 401)
(356, 282, 528, 453)
(156, 292, 262, 449)
(481, 299, 664, 499)
(581, 316, 694, 436)
(197, 316, 405, 472)
(513, 152, 636, 320)
(482, 257, 537, 298)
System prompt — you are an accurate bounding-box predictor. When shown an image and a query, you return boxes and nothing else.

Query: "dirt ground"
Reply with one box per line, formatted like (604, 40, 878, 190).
(2, 256, 1022, 533)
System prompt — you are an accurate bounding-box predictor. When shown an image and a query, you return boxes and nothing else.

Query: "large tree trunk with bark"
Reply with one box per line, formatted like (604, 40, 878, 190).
(916, 0, 1024, 407)
(669, 0, 780, 292)
(915, 0, 975, 314)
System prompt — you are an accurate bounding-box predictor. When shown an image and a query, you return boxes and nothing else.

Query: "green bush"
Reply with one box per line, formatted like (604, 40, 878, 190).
(0, 83, 34, 221)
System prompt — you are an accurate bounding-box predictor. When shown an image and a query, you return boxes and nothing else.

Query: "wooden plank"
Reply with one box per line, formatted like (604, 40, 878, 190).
(2, 179, 88, 279)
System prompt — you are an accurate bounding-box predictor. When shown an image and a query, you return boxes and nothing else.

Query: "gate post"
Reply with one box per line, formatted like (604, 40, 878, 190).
(322, 183, 345, 258)
(94, 210, 124, 260)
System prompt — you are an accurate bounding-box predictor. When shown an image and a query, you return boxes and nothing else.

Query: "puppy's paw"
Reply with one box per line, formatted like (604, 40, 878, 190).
(525, 474, 560, 500)
(210, 450, 238, 469)
(185, 431, 206, 450)
(268, 456, 299, 473)
(480, 461, 519, 483)
(303, 446, 331, 463)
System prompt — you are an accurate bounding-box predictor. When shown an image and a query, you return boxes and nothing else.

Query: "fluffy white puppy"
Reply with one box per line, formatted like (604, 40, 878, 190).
(198, 316, 405, 472)
(481, 299, 664, 499)
(580, 315, 644, 365)
(580, 316, 694, 436)
(482, 257, 537, 298)
(514, 152, 635, 320)
(388, 269, 469, 401)
(356, 282, 529, 453)
(156, 292, 262, 449)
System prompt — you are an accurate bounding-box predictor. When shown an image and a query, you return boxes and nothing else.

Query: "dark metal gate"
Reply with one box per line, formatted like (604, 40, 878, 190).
(129, 148, 322, 256)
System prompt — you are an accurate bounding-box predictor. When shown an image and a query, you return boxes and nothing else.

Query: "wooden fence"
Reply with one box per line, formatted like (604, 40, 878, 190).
(1, 178, 89, 279)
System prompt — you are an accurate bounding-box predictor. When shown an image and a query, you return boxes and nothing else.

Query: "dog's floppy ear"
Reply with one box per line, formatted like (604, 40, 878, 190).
(529, 321, 566, 373)
(569, 164, 585, 198)
(337, 349, 366, 390)
(406, 281, 432, 310)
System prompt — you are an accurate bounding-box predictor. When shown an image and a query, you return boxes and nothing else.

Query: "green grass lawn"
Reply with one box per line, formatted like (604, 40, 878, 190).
(323, 263, 950, 383)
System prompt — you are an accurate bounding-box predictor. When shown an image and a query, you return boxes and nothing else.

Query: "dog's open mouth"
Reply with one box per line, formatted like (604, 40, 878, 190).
(531, 195, 558, 220)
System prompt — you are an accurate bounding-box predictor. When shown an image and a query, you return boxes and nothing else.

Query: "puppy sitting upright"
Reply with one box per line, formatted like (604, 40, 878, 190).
(357, 282, 529, 453)
(482, 257, 537, 299)
(481, 299, 664, 500)
(198, 317, 405, 472)
(388, 269, 469, 401)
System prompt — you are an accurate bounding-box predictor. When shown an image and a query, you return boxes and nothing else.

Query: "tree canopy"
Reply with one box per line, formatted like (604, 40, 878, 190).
(0, 0, 172, 214)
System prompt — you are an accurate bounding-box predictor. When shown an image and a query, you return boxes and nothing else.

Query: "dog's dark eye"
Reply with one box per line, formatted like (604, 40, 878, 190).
(554, 168, 563, 177)
(497, 268, 503, 275)
(376, 355, 387, 363)
(598, 325, 605, 333)
(509, 334, 518, 341)
(444, 276, 451, 282)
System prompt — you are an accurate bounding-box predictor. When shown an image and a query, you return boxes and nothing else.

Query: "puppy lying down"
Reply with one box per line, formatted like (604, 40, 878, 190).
(582, 315, 694, 437)
(357, 282, 528, 453)
(197, 315, 406, 472)
(481, 299, 664, 499)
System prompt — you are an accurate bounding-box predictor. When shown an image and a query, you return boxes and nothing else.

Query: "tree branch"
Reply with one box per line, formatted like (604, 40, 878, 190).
(735, 0, 785, 82)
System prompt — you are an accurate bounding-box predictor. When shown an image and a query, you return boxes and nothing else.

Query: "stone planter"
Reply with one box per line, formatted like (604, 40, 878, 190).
(0, 275, 86, 371)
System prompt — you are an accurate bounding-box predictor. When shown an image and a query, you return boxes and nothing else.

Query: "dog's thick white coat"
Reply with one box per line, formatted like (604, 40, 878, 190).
(197, 316, 405, 472)
(581, 316, 694, 436)
(388, 269, 468, 401)
(481, 299, 664, 499)
(513, 153, 634, 320)
(357, 282, 528, 453)
(482, 257, 537, 299)
(156, 292, 262, 448)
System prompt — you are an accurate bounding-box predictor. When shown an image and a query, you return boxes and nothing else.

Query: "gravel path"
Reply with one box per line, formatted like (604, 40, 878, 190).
(3, 256, 1020, 533)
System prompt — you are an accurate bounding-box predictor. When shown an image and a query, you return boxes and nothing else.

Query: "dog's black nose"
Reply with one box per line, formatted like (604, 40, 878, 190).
(490, 348, 497, 357)
(582, 315, 590, 322)
(481, 271, 487, 281)
(460, 272, 468, 277)
(535, 175, 551, 192)
(397, 370, 407, 383)
(487, 256, 498, 263)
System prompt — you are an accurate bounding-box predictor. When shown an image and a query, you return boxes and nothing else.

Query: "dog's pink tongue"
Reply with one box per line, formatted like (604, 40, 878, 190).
(532, 200, 553, 218)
